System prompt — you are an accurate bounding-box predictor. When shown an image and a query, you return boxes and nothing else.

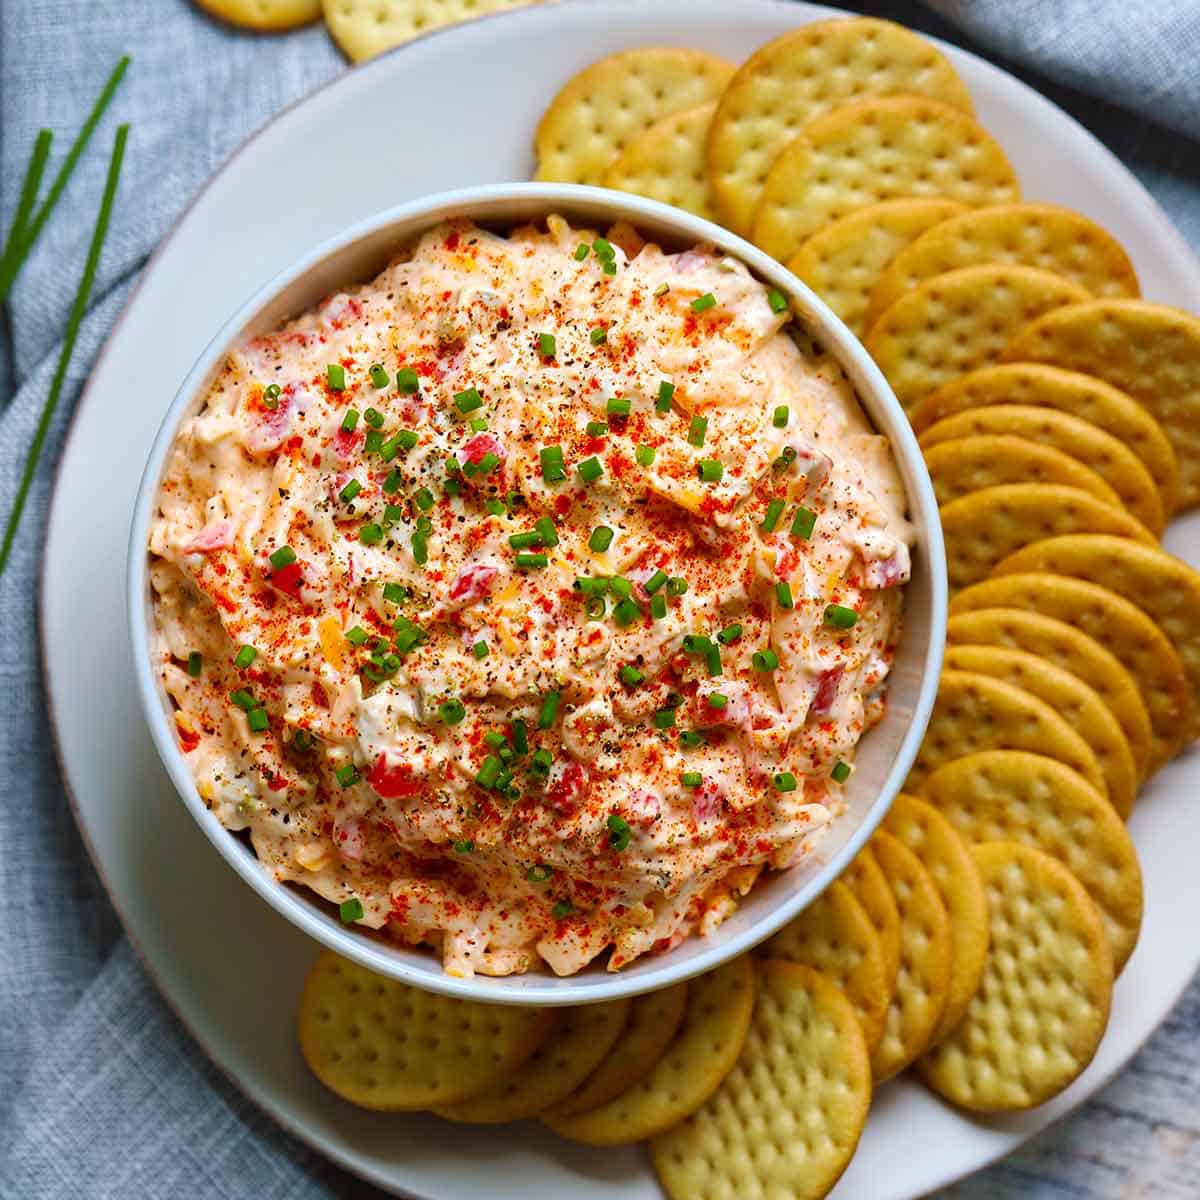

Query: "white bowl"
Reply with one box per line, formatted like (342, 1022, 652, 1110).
(128, 183, 946, 1006)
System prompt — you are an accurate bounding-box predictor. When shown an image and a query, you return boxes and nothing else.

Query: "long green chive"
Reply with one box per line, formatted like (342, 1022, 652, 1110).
(345, 626, 369, 646)
(680, 771, 703, 787)
(509, 531, 541, 550)
(439, 698, 466, 725)
(653, 707, 676, 730)
(326, 363, 345, 391)
(636, 444, 656, 466)
(667, 576, 688, 596)
(512, 719, 529, 756)
(364, 407, 385, 428)
(656, 380, 674, 412)
(186, 651, 203, 677)
(539, 332, 556, 358)
(774, 772, 798, 792)
(340, 408, 360, 433)
(453, 840, 475, 854)
(607, 813, 632, 851)
(707, 693, 728, 709)
(577, 456, 604, 484)
(706, 644, 723, 677)
(679, 730, 704, 748)
(269, 545, 296, 570)
(369, 364, 389, 389)
(687, 415, 708, 447)
(586, 420, 608, 438)
(339, 479, 362, 503)
(697, 459, 723, 483)
(396, 367, 419, 394)
(682, 634, 712, 654)
(574, 576, 608, 595)
(472, 640, 489, 660)
(768, 288, 788, 314)
(359, 523, 384, 545)
(540, 445, 566, 482)
(412, 530, 428, 564)
(644, 570, 668, 594)
(535, 516, 559, 547)
(690, 293, 716, 313)
(590, 326, 607, 346)
(791, 507, 817, 540)
(382, 469, 403, 495)
(753, 648, 780, 671)
(234, 645, 258, 669)
(454, 387, 483, 414)
(516, 552, 548, 569)
(776, 581, 794, 609)
(606, 395, 631, 417)
(717, 623, 742, 645)
(650, 593, 667, 620)
(475, 755, 503, 789)
(538, 691, 561, 729)
(613, 598, 642, 626)
(825, 604, 859, 629)
(589, 526, 614, 553)
(574, 242, 589, 261)
(335, 763, 360, 787)
(832, 761, 852, 783)
(619, 665, 644, 688)
(773, 405, 789, 428)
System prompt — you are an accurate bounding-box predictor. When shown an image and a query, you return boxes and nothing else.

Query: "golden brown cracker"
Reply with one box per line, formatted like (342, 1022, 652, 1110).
(917, 401, 1167, 535)
(786, 198, 964, 336)
(866, 202, 1139, 324)
(918, 751, 1143, 971)
(943, 644, 1137, 819)
(297, 951, 554, 1110)
(535, 48, 735, 185)
(883, 795, 989, 1045)
(543, 954, 755, 1145)
(196, 0, 319, 32)
(752, 97, 1017, 262)
(1002, 300, 1200, 507)
(949, 573, 1191, 771)
(764, 880, 890, 1052)
(919, 841, 1113, 1111)
(650, 961, 871, 1200)
(841, 846, 902, 1000)
(869, 830, 953, 1082)
(707, 17, 973, 235)
(865, 265, 1088, 409)
(939, 483, 1154, 595)
(324, 0, 536, 61)
(946, 607, 1153, 781)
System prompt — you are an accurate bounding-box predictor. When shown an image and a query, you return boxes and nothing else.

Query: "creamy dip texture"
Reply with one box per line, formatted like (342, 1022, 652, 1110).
(148, 216, 912, 977)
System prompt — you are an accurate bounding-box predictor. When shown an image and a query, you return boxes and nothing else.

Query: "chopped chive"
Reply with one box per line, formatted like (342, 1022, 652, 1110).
(345, 626, 369, 646)
(772, 405, 789, 428)
(613, 597, 642, 626)
(382, 582, 407, 604)
(234, 645, 258, 669)
(535, 516, 559, 547)
(593, 237, 614, 258)
(485, 731, 507, 750)
(717, 623, 742, 645)
(515, 552, 548, 569)
(471, 640, 489, 660)
(538, 690, 561, 729)
(586, 595, 606, 619)
(509, 531, 541, 549)
(574, 243, 589, 261)
(644, 570, 668, 594)
(378, 435, 404, 462)
(589, 526, 614, 553)
(326, 363, 345, 391)
(619, 665, 644, 688)
(369, 364, 389, 389)
(667, 576, 688, 597)
(791, 506, 817, 540)
(339, 897, 364, 923)
(776, 581, 794, 610)
(538, 332, 556, 358)
(586, 420, 608, 438)
(682, 634, 712, 655)
(269, 545, 296, 570)
(697, 459, 724, 483)
(680, 771, 703, 787)
(443, 479, 462, 496)
(653, 707, 676, 730)
(574, 576, 608, 595)
(512, 719, 529, 756)
(654, 282, 670, 297)
(453, 840, 475, 854)
(439, 698, 466, 725)
(577, 456, 604, 484)
(606, 395, 631, 417)
(364, 407, 385, 428)
(454, 387, 483, 414)
(768, 288, 788, 314)
(753, 648, 780, 671)
(414, 487, 434, 512)
(339, 478, 362, 503)
(656, 380, 675, 412)
(364, 430, 384, 455)
(382, 469, 403, 495)
(485, 498, 505, 516)
(475, 452, 500, 476)
(590, 326, 607, 346)
(774, 772, 798, 792)
(262, 383, 280, 409)
(552, 900, 574, 919)
(359, 523, 384, 545)
(292, 729, 315, 752)
(635, 444, 656, 466)
(679, 730, 704, 748)
(607, 813, 632, 851)
(609, 577, 633, 600)
(527, 863, 554, 884)
(690, 292, 716, 313)
(825, 604, 859, 629)
(186, 651, 203, 677)
(650, 593, 667, 621)
(687, 415, 708, 447)
(469, 418, 488, 432)
(539, 445, 566, 482)
(475, 755, 503, 789)
(831, 761, 852, 783)
(396, 367, 419, 393)
(412, 530, 428, 564)
(773, 446, 797, 472)
(707, 692, 728, 709)
(335, 763, 359, 788)
(706, 645, 723, 677)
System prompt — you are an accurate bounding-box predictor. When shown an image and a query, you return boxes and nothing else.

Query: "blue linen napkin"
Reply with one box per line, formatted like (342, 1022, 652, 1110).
(1, 2, 1197, 1196)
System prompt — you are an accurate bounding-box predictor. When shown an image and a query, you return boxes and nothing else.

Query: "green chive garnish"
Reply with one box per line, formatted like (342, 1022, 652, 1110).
(607, 814, 631, 851)
(774, 772, 798, 792)
(439, 698, 466, 725)
(269, 545, 296, 570)
(515, 552, 548, 569)
(667, 577, 688, 597)
(510, 530, 542, 549)
(650, 594, 667, 620)
(326, 363, 345, 391)
(359, 523, 384, 545)
(588, 526, 614, 553)
(753, 648, 780, 671)
(791, 507, 816, 540)
(472, 640, 489, 660)
(774, 446, 798, 473)
(413, 487, 434, 511)
(339, 478, 362, 503)
(679, 731, 704, 748)
(656, 380, 674, 412)
(606, 396, 630, 417)
(539, 445, 566, 482)
(586, 595, 606, 619)
(186, 651, 202, 677)
(383, 469, 403, 495)
(382, 582, 408, 604)
(574, 243, 589, 261)
(707, 693, 728, 709)
(364, 407, 385, 428)
(364, 430, 384, 455)
(538, 691, 561, 729)
(687, 415, 708, 447)
(635, 444, 656, 466)
(717, 623, 742, 645)
(535, 516, 559, 547)
(767, 289, 788, 314)
(825, 604, 858, 629)
(690, 293, 716, 313)
(619, 665, 644, 688)
(552, 900, 574, 919)
(345, 626, 369, 646)
(593, 237, 614, 259)
(590, 326, 607, 346)
(653, 707, 676, 730)
(577, 456, 603, 484)
(680, 771, 702, 787)
(454, 387, 483, 414)
(262, 383, 281, 409)
(697, 459, 723, 482)
(527, 862, 553, 882)
(776, 581, 794, 609)
(539, 332, 556, 358)
(586, 420, 608, 438)
(453, 840, 475, 854)
(412, 530, 428, 564)
(772, 406, 789, 428)
(369, 364, 389, 389)
(644, 570, 668, 594)
(339, 897, 364, 922)
(335, 763, 359, 787)
(396, 367, 419, 393)
(512, 719, 529, 755)
(613, 598, 642, 626)
(234, 645, 257, 669)
(832, 761, 852, 783)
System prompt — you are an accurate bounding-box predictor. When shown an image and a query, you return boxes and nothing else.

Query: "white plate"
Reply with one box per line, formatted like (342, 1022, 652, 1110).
(42, 3, 1200, 1197)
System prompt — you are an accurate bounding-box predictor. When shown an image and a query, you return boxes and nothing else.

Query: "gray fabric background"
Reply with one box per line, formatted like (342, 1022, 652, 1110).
(1, 1, 1197, 1196)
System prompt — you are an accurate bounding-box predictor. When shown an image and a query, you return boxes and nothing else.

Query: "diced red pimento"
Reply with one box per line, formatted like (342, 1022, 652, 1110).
(460, 432, 506, 465)
(547, 761, 590, 817)
(182, 519, 234, 555)
(270, 561, 304, 598)
(812, 667, 843, 715)
(449, 563, 499, 604)
(369, 755, 425, 799)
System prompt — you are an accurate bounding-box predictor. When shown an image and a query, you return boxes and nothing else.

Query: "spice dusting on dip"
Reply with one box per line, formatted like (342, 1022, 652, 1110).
(147, 216, 912, 978)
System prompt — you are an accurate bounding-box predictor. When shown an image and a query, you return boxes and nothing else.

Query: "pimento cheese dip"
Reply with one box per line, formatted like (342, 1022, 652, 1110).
(148, 216, 912, 978)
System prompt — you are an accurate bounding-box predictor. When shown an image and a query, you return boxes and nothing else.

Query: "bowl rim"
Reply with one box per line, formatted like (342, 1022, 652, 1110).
(127, 181, 946, 1005)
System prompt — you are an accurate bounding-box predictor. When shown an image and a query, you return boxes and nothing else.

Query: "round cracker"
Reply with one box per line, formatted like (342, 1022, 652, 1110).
(323, 0, 535, 61)
(909, 669, 1105, 797)
(752, 97, 1018, 263)
(993, 534, 1200, 739)
(786, 198, 964, 337)
(883, 795, 989, 1046)
(548, 982, 689, 1118)
(946, 607, 1153, 782)
(940, 483, 1154, 595)
(764, 880, 890, 1052)
(651, 961, 871, 1200)
(434, 997, 630, 1123)
(924, 435, 1122, 510)
(865, 265, 1088, 409)
(949, 573, 1191, 771)
(534, 48, 734, 186)
(943, 645, 1137, 819)
(297, 951, 555, 1110)
(869, 829, 953, 1082)
(918, 751, 1143, 972)
(918, 403, 1166, 536)
(707, 16, 973, 235)
(866, 202, 1139, 325)
(841, 846, 902, 1001)
(909, 362, 1180, 517)
(195, 0, 320, 32)
(603, 103, 719, 223)
(543, 954, 755, 1145)
(919, 841, 1113, 1111)
(1001, 299, 1200, 508)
